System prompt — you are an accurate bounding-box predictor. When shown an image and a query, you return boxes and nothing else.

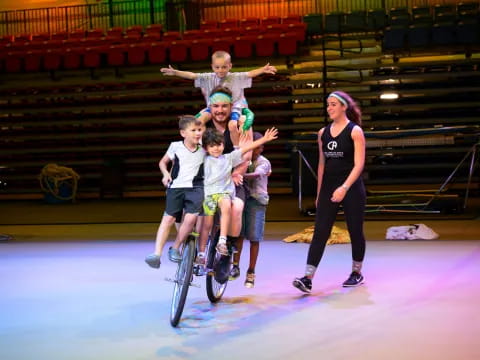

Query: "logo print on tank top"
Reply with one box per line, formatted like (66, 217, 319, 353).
(325, 140, 344, 158)
(327, 141, 337, 150)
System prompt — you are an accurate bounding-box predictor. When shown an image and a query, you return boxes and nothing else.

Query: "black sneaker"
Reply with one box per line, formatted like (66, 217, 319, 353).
(229, 265, 240, 280)
(342, 272, 364, 287)
(293, 276, 312, 293)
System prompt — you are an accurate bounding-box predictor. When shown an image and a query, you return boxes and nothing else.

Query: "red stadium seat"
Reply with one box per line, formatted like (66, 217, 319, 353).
(255, 34, 277, 57)
(146, 24, 163, 34)
(190, 38, 212, 61)
(224, 27, 243, 38)
(183, 30, 203, 40)
(5, 52, 22, 73)
(278, 32, 298, 56)
(69, 29, 86, 39)
(62, 47, 83, 70)
(51, 31, 68, 40)
(267, 23, 289, 36)
(163, 31, 182, 41)
(147, 42, 167, 64)
(32, 33, 50, 41)
(122, 33, 142, 43)
(201, 28, 223, 39)
(15, 33, 32, 43)
(168, 40, 191, 62)
(127, 43, 147, 66)
(24, 50, 42, 72)
(107, 27, 123, 39)
(25, 40, 46, 50)
(107, 44, 127, 67)
(240, 17, 259, 28)
(83, 46, 102, 68)
(142, 33, 162, 42)
(261, 16, 281, 26)
(1, 34, 14, 44)
(212, 37, 232, 53)
(219, 18, 239, 29)
(43, 48, 62, 72)
(243, 25, 267, 35)
(126, 25, 143, 36)
(233, 35, 256, 58)
(200, 20, 218, 30)
(87, 28, 104, 38)
(282, 14, 302, 24)
(287, 23, 307, 42)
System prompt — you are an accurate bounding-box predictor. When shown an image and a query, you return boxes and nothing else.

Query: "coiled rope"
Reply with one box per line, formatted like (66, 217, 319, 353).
(38, 164, 80, 202)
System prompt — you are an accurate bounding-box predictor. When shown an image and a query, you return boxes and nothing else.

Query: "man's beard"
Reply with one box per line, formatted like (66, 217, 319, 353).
(213, 112, 228, 120)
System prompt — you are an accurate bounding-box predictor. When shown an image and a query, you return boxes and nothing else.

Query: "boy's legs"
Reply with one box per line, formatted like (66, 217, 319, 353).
(218, 197, 232, 238)
(198, 214, 214, 254)
(145, 214, 176, 268)
(228, 119, 240, 146)
(169, 187, 203, 261)
(247, 241, 260, 273)
(229, 196, 245, 237)
(172, 212, 198, 249)
(215, 196, 232, 255)
(244, 199, 266, 288)
(154, 214, 177, 254)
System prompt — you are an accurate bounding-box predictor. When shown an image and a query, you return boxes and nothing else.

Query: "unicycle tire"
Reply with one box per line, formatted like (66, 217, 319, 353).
(170, 236, 196, 327)
(206, 231, 229, 303)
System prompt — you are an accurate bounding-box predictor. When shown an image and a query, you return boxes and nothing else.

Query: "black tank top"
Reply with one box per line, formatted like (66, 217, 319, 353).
(321, 121, 355, 178)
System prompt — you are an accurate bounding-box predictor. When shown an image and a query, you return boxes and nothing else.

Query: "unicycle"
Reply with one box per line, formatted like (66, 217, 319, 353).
(205, 230, 235, 303)
(169, 231, 198, 327)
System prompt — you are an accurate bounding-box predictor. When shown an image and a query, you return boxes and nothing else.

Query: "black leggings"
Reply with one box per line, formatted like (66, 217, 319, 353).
(307, 177, 366, 267)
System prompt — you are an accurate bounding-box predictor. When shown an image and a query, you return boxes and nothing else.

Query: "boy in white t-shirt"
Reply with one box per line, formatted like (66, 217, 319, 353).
(145, 115, 205, 269)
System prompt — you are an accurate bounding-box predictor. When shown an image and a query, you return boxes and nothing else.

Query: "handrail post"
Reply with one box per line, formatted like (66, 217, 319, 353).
(108, 0, 114, 28)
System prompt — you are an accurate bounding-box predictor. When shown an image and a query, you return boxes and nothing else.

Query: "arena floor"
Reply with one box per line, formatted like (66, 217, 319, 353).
(0, 196, 479, 360)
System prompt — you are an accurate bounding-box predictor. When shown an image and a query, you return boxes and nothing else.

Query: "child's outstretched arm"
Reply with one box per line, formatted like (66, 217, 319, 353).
(247, 63, 277, 78)
(160, 65, 198, 80)
(240, 127, 278, 155)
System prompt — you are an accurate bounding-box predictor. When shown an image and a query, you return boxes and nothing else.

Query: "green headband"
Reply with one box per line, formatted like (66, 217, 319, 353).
(328, 92, 348, 106)
(209, 92, 232, 104)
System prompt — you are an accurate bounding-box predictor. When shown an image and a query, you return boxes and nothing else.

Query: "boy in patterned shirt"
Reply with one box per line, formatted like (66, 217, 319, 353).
(160, 50, 276, 145)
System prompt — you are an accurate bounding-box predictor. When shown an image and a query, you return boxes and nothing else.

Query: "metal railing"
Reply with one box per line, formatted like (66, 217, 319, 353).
(0, 0, 166, 36)
(0, 0, 461, 36)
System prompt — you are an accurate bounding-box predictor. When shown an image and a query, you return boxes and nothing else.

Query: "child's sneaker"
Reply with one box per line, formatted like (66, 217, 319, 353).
(229, 265, 240, 280)
(244, 272, 255, 288)
(168, 247, 181, 262)
(241, 108, 254, 131)
(216, 242, 228, 256)
(145, 254, 161, 269)
(342, 272, 364, 287)
(193, 254, 206, 276)
(293, 276, 312, 293)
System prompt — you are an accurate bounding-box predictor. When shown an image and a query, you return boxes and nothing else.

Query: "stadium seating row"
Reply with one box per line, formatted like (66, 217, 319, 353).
(0, 36, 299, 74)
(383, 20, 480, 51)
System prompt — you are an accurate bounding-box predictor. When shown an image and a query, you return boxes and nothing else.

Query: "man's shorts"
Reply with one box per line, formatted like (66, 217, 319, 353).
(165, 187, 204, 217)
(235, 183, 249, 203)
(203, 193, 232, 216)
(240, 197, 267, 242)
